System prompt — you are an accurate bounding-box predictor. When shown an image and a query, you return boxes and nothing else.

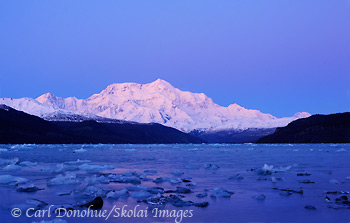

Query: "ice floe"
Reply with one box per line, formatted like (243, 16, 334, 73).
(74, 148, 87, 153)
(0, 157, 19, 166)
(16, 184, 43, 192)
(172, 170, 184, 176)
(0, 174, 29, 185)
(79, 164, 115, 172)
(85, 175, 109, 185)
(107, 189, 129, 199)
(19, 161, 38, 166)
(3, 164, 21, 171)
(253, 194, 266, 200)
(47, 173, 80, 186)
(210, 187, 234, 198)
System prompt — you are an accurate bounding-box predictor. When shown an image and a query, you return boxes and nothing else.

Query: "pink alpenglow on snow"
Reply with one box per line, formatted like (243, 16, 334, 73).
(2, 79, 310, 132)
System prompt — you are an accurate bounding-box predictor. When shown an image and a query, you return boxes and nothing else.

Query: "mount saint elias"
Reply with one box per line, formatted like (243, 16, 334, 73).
(1, 79, 310, 134)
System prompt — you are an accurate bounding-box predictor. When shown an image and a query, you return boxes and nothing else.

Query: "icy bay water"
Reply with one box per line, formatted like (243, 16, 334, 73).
(0, 144, 349, 223)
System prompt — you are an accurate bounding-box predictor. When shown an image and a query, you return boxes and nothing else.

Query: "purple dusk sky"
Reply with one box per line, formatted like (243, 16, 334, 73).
(0, 1, 349, 117)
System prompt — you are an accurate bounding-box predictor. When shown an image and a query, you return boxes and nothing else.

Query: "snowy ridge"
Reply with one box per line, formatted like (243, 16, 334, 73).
(0, 98, 110, 122)
(0, 97, 69, 118)
(2, 79, 310, 132)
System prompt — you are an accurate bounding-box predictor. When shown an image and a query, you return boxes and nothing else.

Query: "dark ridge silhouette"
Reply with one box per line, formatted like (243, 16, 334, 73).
(257, 112, 350, 143)
(0, 104, 204, 144)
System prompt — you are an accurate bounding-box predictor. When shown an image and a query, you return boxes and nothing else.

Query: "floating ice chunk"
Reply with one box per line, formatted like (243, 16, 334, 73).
(336, 148, 346, 152)
(153, 177, 170, 184)
(117, 189, 129, 197)
(106, 191, 119, 199)
(126, 185, 149, 191)
(262, 164, 274, 171)
(273, 165, 292, 172)
(148, 187, 165, 194)
(0, 157, 19, 166)
(85, 175, 109, 185)
(144, 170, 157, 174)
(65, 159, 91, 164)
(47, 173, 80, 186)
(210, 187, 234, 198)
(55, 163, 79, 173)
(173, 187, 192, 194)
(0, 174, 29, 185)
(130, 191, 153, 199)
(169, 178, 182, 184)
(108, 174, 142, 184)
(172, 170, 184, 176)
(329, 179, 341, 184)
(83, 186, 106, 197)
(3, 164, 21, 171)
(19, 161, 38, 166)
(253, 194, 266, 200)
(74, 148, 87, 153)
(107, 189, 129, 199)
(271, 177, 278, 183)
(346, 176, 350, 180)
(0, 148, 8, 152)
(79, 164, 115, 172)
(196, 193, 208, 198)
(16, 184, 42, 192)
(186, 182, 197, 188)
(139, 174, 153, 181)
(152, 176, 182, 184)
(255, 164, 274, 176)
(254, 164, 292, 175)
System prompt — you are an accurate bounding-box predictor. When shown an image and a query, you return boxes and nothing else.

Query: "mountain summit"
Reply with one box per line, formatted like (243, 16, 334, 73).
(34, 79, 310, 132)
(3, 79, 310, 132)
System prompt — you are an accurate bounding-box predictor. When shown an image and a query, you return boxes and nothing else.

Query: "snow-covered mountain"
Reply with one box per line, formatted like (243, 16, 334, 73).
(1, 79, 310, 132)
(0, 97, 69, 118)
